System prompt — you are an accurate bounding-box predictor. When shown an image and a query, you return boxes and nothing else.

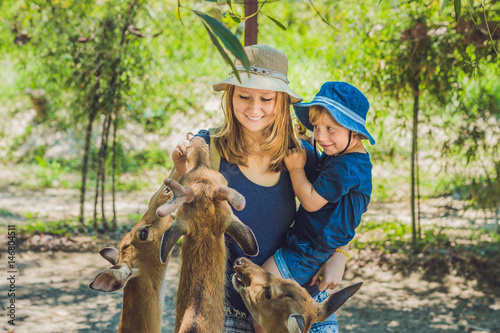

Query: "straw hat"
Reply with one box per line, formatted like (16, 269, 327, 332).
(213, 44, 302, 104)
(294, 82, 375, 145)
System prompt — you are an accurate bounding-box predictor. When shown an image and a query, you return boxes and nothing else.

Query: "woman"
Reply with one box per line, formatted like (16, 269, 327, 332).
(171, 44, 341, 333)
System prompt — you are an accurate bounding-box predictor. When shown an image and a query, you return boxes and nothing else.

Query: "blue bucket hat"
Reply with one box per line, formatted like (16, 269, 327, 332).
(294, 82, 375, 145)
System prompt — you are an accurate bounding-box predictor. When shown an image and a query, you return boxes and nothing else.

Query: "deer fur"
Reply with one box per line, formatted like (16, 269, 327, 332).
(88, 182, 175, 333)
(232, 257, 362, 333)
(157, 136, 259, 333)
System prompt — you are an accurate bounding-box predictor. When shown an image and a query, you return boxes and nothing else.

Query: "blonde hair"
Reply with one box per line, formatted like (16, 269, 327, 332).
(309, 105, 338, 126)
(212, 85, 299, 172)
(309, 105, 367, 140)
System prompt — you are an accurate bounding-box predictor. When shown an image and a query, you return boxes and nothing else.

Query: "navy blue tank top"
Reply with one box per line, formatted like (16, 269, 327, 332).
(197, 130, 295, 312)
(197, 130, 317, 312)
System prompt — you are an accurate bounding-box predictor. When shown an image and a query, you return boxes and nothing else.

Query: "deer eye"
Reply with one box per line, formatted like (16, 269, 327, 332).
(265, 287, 272, 300)
(139, 227, 149, 241)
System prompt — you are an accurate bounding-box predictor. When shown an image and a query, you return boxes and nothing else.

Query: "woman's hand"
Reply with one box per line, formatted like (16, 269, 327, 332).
(295, 121, 314, 146)
(284, 147, 306, 172)
(172, 140, 189, 176)
(170, 133, 194, 180)
(309, 251, 347, 292)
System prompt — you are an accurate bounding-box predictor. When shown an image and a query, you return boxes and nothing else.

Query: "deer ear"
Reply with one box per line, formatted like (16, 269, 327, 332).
(160, 221, 187, 263)
(89, 264, 132, 292)
(99, 247, 119, 265)
(287, 314, 306, 333)
(317, 282, 363, 321)
(226, 216, 259, 257)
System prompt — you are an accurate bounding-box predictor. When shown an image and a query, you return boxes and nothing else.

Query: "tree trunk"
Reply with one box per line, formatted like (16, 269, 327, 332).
(111, 109, 119, 230)
(79, 66, 102, 231)
(101, 113, 113, 231)
(93, 113, 112, 232)
(411, 90, 420, 245)
(244, 0, 258, 46)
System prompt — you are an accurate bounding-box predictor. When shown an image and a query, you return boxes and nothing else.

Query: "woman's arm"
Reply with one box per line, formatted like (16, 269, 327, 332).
(309, 244, 350, 291)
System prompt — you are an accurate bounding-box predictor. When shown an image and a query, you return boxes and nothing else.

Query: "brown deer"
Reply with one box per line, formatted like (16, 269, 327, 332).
(232, 257, 362, 333)
(88, 182, 174, 333)
(157, 136, 259, 333)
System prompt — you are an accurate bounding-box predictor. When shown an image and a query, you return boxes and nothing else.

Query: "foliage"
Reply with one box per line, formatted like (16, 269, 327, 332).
(0, 0, 498, 239)
(353, 220, 500, 286)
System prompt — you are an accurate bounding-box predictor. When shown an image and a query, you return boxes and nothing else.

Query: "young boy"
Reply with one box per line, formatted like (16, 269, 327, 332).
(256, 81, 375, 332)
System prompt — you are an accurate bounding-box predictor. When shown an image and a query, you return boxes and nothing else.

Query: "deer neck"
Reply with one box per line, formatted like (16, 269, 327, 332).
(175, 233, 227, 332)
(118, 268, 167, 333)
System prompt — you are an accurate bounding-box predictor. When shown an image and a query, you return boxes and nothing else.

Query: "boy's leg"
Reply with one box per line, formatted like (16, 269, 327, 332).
(261, 256, 283, 278)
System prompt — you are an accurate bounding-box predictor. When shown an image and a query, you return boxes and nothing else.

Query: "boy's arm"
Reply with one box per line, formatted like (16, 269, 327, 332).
(309, 244, 349, 291)
(285, 148, 328, 212)
(288, 168, 328, 212)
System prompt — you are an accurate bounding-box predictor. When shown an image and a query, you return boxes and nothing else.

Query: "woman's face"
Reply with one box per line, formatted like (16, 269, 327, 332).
(232, 86, 277, 134)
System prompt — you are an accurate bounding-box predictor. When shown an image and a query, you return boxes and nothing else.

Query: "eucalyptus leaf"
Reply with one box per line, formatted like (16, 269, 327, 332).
(454, 0, 461, 21)
(229, 12, 241, 23)
(193, 10, 249, 72)
(263, 13, 287, 31)
(201, 21, 242, 83)
(439, 0, 449, 15)
(235, 21, 245, 40)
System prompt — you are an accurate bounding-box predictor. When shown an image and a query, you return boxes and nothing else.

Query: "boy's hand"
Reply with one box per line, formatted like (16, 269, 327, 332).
(309, 253, 347, 292)
(284, 147, 306, 171)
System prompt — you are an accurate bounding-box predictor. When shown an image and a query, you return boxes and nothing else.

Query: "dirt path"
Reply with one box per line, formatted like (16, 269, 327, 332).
(1, 248, 499, 333)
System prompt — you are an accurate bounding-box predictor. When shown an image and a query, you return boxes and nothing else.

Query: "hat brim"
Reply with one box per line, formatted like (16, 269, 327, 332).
(294, 101, 376, 145)
(213, 73, 302, 104)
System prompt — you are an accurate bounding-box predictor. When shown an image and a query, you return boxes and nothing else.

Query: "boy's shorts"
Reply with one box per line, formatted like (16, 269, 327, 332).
(276, 240, 332, 287)
(274, 248, 339, 333)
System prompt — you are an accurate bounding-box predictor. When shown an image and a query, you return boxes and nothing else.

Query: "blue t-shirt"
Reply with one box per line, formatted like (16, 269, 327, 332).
(283, 152, 372, 286)
(197, 130, 317, 313)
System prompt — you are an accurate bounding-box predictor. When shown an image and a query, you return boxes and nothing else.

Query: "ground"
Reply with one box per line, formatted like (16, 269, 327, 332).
(1, 249, 498, 333)
(0, 165, 499, 333)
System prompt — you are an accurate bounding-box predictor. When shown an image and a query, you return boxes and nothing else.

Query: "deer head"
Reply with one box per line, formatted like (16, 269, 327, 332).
(89, 183, 174, 292)
(156, 136, 258, 263)
(232, 257, 362, 333)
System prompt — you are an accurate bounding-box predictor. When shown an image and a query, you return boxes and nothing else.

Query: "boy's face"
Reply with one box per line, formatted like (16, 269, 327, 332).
(312, 114, 354, 156)
(232, 86, 277, 135)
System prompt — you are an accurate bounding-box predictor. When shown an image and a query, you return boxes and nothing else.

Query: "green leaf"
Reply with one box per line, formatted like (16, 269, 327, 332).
(235, 21, 245, 40)
(439, 0, 449, 16)
(200, 21, 242, 83)
(193, 10, 249, 72)
(227, 0, 233, 10)
(468, 0, 474, 11)
(224, 12, 241, 23)
(262, 13, 286, 31)
(454, 0, 462, 21)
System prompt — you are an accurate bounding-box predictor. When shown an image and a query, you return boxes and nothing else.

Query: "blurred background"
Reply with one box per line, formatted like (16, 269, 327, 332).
(0, 0, 499, 332)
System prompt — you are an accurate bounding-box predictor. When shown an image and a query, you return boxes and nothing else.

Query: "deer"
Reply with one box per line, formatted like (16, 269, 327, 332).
(156, 136, 259, 333)
(88, 181, 175, 333)
(232, 257, 363, 333)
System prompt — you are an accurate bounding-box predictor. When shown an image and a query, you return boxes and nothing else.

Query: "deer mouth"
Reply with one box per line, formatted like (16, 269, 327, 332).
(232, 272, 248, 291)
